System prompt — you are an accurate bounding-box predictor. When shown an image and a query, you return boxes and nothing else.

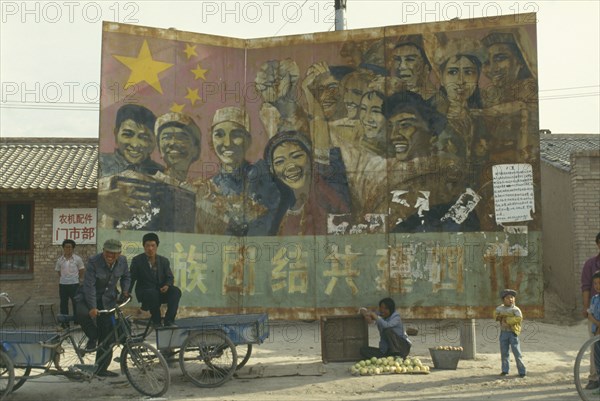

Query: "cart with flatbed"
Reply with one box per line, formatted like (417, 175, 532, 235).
(152, 313, 269, 388)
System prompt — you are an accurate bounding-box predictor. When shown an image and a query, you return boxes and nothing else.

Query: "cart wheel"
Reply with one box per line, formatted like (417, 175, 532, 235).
(10, 367, 31, 392)
(120, 342, 170, 397)
(574, 335, 600, 401)
(236, 344, 252, 370)
(54, 328, 95, 372)
(0, 349, 15, 400)
(179, 330, 237, 388)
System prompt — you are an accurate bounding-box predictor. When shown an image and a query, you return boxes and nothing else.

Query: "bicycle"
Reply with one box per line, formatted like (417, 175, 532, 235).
(0, 296, 170, 399)
(574, 335, 600, 401)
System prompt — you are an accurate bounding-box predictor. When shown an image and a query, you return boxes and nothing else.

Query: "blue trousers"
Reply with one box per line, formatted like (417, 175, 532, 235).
(499, 331, 526, 375)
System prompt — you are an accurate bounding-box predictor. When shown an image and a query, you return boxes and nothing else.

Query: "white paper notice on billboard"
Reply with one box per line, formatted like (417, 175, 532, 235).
(53, 208, 97, 245)
(492, 164, 535, 224)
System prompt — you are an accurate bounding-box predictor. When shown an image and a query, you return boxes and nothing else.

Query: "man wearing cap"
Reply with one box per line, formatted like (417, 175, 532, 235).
(480, 31, 537, 107)
(388, 35, 435, 99)
(129, 233, 181, 327)
(380, 91, 477, 233)
(75, 239, 130, 377)
(155, 112, 202, 183)
(494, 288, 526, 377)
(199, 106, 281, 236)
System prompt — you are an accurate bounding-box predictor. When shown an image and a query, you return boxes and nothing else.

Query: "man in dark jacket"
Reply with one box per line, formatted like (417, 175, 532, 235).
(129, 233, 181, 327)
(75, 238, 130, 377)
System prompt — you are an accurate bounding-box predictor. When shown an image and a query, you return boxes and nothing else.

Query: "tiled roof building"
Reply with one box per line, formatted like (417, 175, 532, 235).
(540, 133, 600, 170)
(0, 138, 98, 190)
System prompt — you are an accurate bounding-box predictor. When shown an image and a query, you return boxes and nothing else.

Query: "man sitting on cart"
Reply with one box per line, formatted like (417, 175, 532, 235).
(129, 233, 182, 327)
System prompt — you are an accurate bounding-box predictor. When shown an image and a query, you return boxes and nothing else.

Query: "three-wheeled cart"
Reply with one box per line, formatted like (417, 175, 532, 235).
(153, 313, 269, 388)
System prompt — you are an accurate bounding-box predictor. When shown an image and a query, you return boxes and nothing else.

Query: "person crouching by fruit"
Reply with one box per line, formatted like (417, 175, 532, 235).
(359, 297, 412, 360)
(494, 289, 527, 377)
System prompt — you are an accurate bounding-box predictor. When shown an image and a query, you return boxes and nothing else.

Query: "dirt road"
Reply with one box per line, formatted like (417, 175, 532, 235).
(5, 319, 588, 401)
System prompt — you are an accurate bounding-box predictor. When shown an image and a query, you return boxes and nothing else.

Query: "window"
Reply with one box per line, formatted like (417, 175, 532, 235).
(0, 202, 34, 275)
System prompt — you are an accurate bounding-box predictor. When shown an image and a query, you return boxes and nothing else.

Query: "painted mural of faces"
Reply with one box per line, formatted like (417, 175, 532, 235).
(391, 44, 430, 91)
(313, 72, 346, 121)
(341, 72, 371, 119)
(158, 126, 199, 171)
(388, 110, 433, 161)
(358, 91, 386, 140)
(115, 119, 155, 165)
(271, 141, 311, 191)
(211, 121, 251, 170)
(486, 43, 523, 88)
(442, 55, 479, 104)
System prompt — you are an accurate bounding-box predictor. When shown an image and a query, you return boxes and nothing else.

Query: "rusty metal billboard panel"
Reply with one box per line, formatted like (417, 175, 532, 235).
(98, 14, 541, 319)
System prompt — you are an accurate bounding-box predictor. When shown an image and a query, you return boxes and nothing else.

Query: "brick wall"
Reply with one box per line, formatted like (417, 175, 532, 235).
(571, 151, 600, 309)
(540, 163, 575, 309)
(540, 150, 599, 314)
(1, 190, 97, 327)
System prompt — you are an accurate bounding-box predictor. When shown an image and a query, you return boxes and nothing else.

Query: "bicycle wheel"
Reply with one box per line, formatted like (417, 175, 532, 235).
(236, 344, 252, 370)
(179, 330, 237, 388)
(574, 335, 600, 401)
(0, 350, 15, 400)
(54, 328, 95, 372)
(10, 366, 31, 392)
(120, 342, 170, 397)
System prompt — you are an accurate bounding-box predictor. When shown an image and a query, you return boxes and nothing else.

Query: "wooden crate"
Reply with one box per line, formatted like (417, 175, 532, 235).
(320, 315, 368, 363)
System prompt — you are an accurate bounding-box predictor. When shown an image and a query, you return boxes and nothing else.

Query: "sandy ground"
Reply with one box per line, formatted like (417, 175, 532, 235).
(5, 307, 594, 401)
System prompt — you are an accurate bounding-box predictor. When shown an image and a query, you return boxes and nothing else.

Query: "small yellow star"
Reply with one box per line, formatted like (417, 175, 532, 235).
(113, 40, 173, 94)
(183, 44, 198, 60)
(191, 63, 209, 80)
(185, 88, 201, 106)
(170, 102, 185, 113)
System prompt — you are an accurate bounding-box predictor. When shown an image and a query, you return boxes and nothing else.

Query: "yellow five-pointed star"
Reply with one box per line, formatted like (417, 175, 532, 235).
(170, 102, 185, 113)
(184, 44, 198, 60)
(113, 40, 173, 94)
(185, 88, 201, 106)
(191, 63, 209, 80)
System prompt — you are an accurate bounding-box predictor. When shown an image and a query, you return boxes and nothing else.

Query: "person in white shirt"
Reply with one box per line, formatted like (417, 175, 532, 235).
(55, 239, 84, 316)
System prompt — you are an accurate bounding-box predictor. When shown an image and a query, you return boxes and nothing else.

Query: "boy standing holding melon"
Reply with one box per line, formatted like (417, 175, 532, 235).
(494, 289, 527, 377)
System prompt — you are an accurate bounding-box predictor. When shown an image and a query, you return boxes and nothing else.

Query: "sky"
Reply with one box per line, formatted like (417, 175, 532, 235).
(1, 0, 599, 137)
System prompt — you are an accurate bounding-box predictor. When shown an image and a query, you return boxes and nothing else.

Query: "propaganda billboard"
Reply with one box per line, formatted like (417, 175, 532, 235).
(98, 13, 541, 319)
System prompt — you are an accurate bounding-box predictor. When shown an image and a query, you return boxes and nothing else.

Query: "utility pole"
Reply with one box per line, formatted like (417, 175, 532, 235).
(335, 0, 347, 31)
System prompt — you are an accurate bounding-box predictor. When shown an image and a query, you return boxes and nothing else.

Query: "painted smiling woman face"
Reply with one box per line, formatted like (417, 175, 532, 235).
(271, 141, 311, 191)
(211, 121, 250, 171)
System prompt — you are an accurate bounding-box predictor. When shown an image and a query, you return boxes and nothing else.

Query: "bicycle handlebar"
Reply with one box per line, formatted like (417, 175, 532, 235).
(97, 296, 131, 314)
(0, 292, 11, 302)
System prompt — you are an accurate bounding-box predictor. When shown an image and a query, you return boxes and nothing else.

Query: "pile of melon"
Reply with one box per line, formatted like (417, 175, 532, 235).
(349, 356, 430, 376)
(433, 346, 463, 351)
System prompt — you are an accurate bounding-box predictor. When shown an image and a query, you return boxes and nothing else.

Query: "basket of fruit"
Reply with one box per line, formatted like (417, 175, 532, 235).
(429, 346, 463, 370)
